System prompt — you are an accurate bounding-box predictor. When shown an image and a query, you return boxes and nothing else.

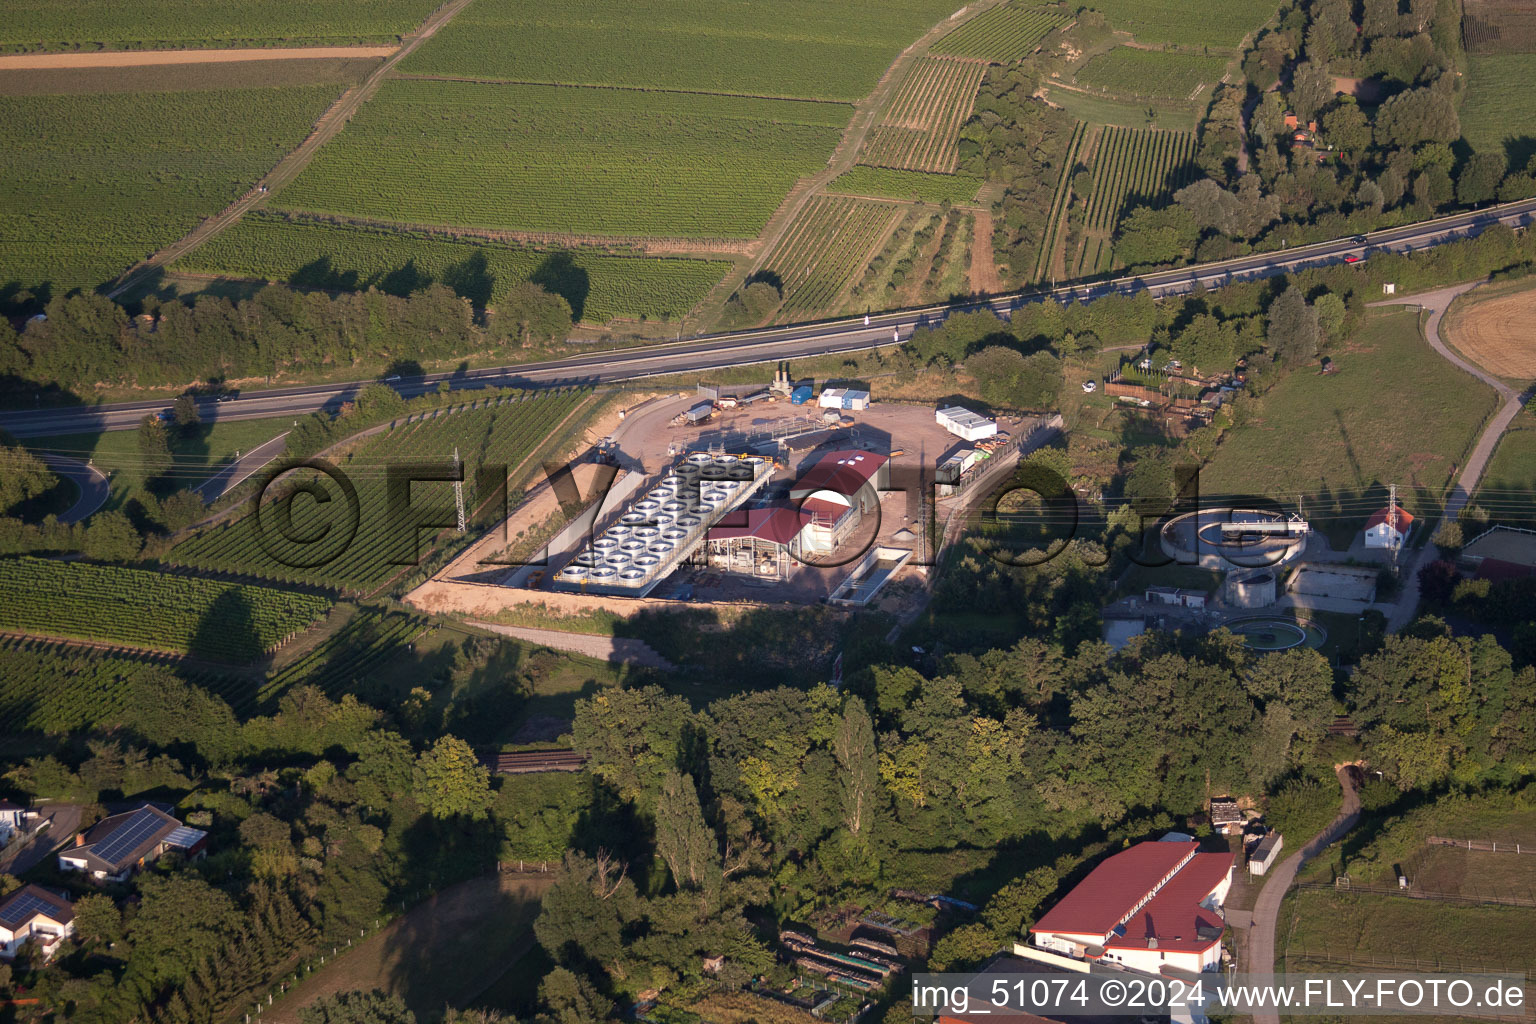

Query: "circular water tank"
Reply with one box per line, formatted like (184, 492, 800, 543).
(662, 527, 688, 541)
(607, 523, 632, 537)
(677, 462, 702, 476)
(648, 541, 675, 556)
(704, 490, 730, 503)
(634, 554, 661, 568)
(662, 500, 688, 513)
(661, 474, 682, 487)
(649, 487, 675, 502)
(572, 550, 598, 567)
(593, 536, 619, 551)
(559, 565, 588, 582)
(686, 452, 712, 465)
(619, 568, 646, 582)
(688, 503, 712, 515)
(621, 512, 647, 526)
(589, 566, 618, 581)
(604, 550, 630, 564)
(634, 499, 660, 513)
(650, 511, 675, 526)
(620, 539, 648, 554)
(633, 525, 660, 540)
(676, 515, 702, 528)
(713, 456, 736, 469)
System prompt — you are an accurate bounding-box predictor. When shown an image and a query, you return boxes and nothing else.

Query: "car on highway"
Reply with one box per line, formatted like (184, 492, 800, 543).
(384, 374, 402, 383)
(1344, 254, 1363, 263)
(216, 390, 239, 402)
(1352, 234, 1368, 243)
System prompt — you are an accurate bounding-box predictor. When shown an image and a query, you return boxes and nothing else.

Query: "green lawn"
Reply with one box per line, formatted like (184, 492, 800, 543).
(1460, 53, 1536, 169)
(26, 416, 293, 509)
(1477, 405, 1536, 524)
(1199, 308, 1498, 537)
(1078, 0, 1281, 50)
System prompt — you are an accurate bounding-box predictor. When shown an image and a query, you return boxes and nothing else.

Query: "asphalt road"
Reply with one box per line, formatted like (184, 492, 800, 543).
(7, 197, 1535, 441)
(36, 452, 110, 524)
(193, 430, 291, 504)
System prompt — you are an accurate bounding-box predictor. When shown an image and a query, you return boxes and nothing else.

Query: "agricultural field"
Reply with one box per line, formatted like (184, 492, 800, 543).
(270, 79, 848, 239)
(1071, 125, 1199, 275)
(1463, 0, 1536, 55)
(860, 57, 986, 173)
(1199, 308, 1499, 531)
(0, 0, 439, 51)
(757, 196, 904, 319)
(1073, 47, 1230, 100)
(1076, 0, 1281, 50)
(1032, 120, 1088, 283)
(1440, 277, 1536, 380)
(0, 83, 349, 296)
(1040, 86, 1203, 132)
(826, 167, 984, 205)
(0, 57, 381, 98)
(168, 390, 589, 592)
(1459, 53, 1536, 166)
(0, 637, 249, 734)
(257, 606, 429, 706)
(398, 0, 962, 101)
(179, 214, 731, 324)
(0, 557, 330, 661)
(930, 2, 1068, 63)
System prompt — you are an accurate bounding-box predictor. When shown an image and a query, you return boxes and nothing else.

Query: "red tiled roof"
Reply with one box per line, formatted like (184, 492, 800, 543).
(791, 450, 888, 497)
(1475, 557, 1536, 582)
(801, 494, 851, 522)
(707, 505, 809, 545)
(1365, 505, 1414, 532)
(1030, 841, 1231, 952)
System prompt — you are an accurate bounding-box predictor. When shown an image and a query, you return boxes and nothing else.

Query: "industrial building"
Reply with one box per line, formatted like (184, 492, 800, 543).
(554, 453, 775, 596)
(1247, 830, 1284, 876)
(1029, 836, 1233, 974)
(1364, 503, 1413, 550)
(936, 405, 997, 442)
(819, 387, 871, 411)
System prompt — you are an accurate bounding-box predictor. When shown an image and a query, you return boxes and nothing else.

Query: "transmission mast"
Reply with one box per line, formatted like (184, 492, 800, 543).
(453, 447, 467, 534)
(1388, 482, 1398, 565)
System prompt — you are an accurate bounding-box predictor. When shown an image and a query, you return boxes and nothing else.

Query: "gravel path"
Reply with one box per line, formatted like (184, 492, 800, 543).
(467, 622, 675, 671)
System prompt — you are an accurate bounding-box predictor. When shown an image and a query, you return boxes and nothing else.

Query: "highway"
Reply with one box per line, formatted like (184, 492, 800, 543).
(5, 196, 1534, 440)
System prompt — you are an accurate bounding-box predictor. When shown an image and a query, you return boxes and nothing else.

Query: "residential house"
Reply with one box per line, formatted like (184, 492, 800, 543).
(0, 800, 26, 845)
(58, 803, 207, 883)
(0, 884, 74, 960)
(1364, 504, 1413, 550)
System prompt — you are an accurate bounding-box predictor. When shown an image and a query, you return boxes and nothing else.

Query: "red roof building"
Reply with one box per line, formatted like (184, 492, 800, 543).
(1364, 504, 1413, 549)
(1029, 839, 1233, 974)
(788, 450, 890, 507)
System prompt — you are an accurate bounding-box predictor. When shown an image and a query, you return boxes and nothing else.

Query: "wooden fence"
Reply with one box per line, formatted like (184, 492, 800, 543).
(1429, 836, 1536, 854)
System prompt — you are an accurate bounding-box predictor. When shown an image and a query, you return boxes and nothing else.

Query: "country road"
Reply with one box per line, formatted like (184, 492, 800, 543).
(10, 197, 1536, 441)
(1370, 283, 1534, 632)
(1247, 766, 1361, 1024)
(102, 0, 476, 302)
(35, 452, 110, 524)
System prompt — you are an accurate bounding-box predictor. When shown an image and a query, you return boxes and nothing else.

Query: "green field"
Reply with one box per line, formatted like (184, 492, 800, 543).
(1040, 86, 1202, 131)
(1281, 889, 1536, 977)
(759, 196, 902, 319)
(1478, 406, 1536, 523)
(0, 556, 330, 660)
(0, 0, 440, 50)
(399, 0, 961, 101)
(1459, 53, 1536, 166)
(1200, 309, 1499, 526)
(29, 417, 294, 510)
(0, 58, 378, 98)
(1074, 47, 1230, 100)
(1079, 0, 1281, 50)
(168, 391, 587, 592)
(0, 84, 345, 295)
(931, 2, 1068, 63)
(1073, 125, 1199, 274)
(827, 167, 984, 205)
(270, 79, 847, 239)
(179, 213, 731, 324)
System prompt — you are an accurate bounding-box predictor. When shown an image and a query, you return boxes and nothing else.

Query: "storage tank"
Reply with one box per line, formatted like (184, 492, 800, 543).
(1227, 569, 1278, 608)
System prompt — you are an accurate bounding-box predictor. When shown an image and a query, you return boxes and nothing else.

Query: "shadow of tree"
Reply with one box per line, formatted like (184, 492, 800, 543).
(529, 253, 590, 323)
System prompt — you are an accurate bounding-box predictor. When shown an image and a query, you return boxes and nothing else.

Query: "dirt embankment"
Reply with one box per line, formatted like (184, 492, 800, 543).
(0, 46, 396, 70)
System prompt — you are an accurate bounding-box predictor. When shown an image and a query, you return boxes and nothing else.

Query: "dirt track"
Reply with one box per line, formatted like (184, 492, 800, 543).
(0, 46, 396, 71)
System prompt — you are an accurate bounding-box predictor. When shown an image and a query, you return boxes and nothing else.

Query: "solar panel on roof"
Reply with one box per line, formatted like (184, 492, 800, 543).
(90, 808, 168, 866)
(163, 826, 206, 849)
(0, 891, 57, 928)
